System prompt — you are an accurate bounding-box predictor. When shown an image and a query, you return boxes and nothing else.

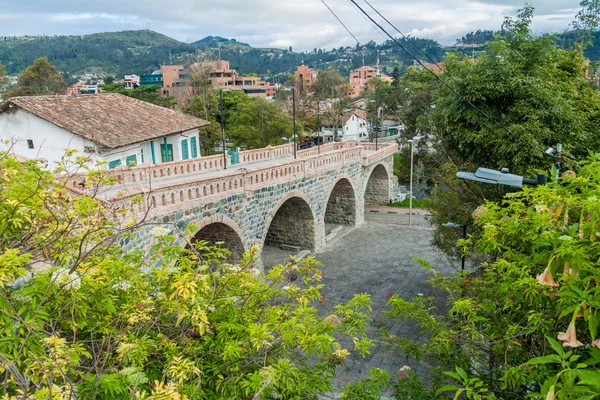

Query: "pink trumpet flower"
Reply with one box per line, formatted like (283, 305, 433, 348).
(536, 266, 559, 287)
(557, 321, 583, 348)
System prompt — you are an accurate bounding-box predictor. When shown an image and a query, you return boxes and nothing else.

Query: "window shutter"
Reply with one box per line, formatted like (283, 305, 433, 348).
(125, 154, 137, 167)
(108, 159, 121, 169)
(181, 139, 189, 160)
(190, 136, 198, 158)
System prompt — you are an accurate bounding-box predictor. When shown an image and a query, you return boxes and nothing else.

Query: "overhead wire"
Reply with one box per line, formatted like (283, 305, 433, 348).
(320, 0, 362, 46)
(346, 0, 558, 160)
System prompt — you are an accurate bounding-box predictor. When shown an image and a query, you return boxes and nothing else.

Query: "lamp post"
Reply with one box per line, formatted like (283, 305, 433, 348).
(407, 136, 419, 227)
(317, 101, 321, 154)
(292, 87, 297, 159)
(283, 87, 297, 159)
(219, 89, 228, 169)
(442, 222, 467, 270)
(369, 99, 381, 150)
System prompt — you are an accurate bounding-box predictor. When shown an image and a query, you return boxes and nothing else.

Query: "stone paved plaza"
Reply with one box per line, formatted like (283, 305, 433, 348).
(266, 218, 458, 394)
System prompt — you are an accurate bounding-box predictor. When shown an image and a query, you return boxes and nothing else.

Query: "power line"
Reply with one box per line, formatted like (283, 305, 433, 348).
(320, 0, 362, 47)
(361, 0, 445, 72)
(347, 0, 553, 159)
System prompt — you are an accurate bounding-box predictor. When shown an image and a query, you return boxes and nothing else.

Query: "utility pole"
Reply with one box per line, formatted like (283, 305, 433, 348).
(292, 87, 297, 159)
(219, 89, 227, 169)
(317, 101, 321, 154)
(375, 99, 379, 151)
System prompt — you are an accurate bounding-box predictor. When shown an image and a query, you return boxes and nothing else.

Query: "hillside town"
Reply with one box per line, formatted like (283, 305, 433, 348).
(1, 1, 600, 399)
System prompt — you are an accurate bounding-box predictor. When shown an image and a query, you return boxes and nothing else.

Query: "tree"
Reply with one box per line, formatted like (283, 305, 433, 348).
(384, 157, 600, 399)
(102, 83, 177, 108)
(311, 69, 352, 141)
(0, 151, 376, 399)
(4, 57, 67, 97)
(426, 6, 600, 256)
(0, 63, 8, 93)
(103, 75, 115, 84)
(229, 97, 300, 148)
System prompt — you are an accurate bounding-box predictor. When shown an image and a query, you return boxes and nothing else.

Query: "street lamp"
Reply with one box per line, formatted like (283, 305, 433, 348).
(283, 87, 297, 159)
(442, 222, 467, 270)
(219, 89, 229, 169)
(316, 101, 321, 154)
(456, 167, 548, 188)
(369, 99, 380, 150)
(407, 136, 419, 227)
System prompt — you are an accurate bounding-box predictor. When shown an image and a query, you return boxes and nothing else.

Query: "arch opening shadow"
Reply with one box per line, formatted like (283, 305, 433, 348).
(191, 222, 245, 262)
(325, 178, 356, 225)
(265, 197, 315, 251)
(364, 164, 390, 205)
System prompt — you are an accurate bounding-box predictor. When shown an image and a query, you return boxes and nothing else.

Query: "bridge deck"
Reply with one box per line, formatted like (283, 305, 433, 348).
(96, 154, 298, 200)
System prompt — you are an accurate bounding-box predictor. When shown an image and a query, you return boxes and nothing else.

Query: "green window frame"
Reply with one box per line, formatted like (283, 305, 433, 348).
(190, 136, 198, 158)
(160, 144, 174, 162)
(108, 159, 121, 169)
(181, 139, 189, 160)
(125, 154, 137, 167)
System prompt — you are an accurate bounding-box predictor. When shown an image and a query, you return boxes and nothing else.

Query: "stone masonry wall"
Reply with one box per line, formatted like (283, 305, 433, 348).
(325, 178, 356, 225)
(125, 156, 395, 268)
(265, 197, 315, 250)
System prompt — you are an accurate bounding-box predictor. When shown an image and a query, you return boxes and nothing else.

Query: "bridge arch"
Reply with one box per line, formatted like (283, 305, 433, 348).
(263, 191, 316, 251)
(364, 163, 391, 205)
(324, 176, 357, 226)
(189, 215, 246, 262)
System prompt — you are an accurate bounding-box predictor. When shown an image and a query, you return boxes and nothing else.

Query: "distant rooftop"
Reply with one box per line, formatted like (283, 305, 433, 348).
(0, 94, 210, 148)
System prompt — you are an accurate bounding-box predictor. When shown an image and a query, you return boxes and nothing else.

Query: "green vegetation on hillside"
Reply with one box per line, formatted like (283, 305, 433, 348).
(0, 30, 196, 76)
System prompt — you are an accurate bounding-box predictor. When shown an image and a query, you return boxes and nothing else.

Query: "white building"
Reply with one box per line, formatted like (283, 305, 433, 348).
(320, 109, 370, 142)
(124, 75, 140, 89)
(0, 94, 210, 168)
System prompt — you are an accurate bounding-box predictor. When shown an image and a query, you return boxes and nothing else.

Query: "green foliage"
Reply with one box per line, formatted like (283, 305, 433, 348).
(228, 97, 299, 148)
(383, 155, 600, 399)
(3, 57, 67, 97)
(388, 199, 428, 209)
(427, 5, 600, 258)
(102, 83, 176, 108)
(0, 30, 196, 76)
(339, 368, 389, 400)
(0, 152, 373, 399)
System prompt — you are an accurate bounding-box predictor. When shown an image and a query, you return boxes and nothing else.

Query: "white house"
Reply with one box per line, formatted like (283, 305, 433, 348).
(0, 94, 210, 168)
(320, 109, 370, 142)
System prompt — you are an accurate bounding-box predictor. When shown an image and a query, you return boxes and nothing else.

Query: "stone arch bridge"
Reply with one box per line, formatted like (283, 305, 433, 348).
(75, 141, 398, 267)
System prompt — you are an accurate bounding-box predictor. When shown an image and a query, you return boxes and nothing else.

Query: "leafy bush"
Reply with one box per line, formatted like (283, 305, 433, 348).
(0, 152, 374, 399)
(383, 157, 600, 399)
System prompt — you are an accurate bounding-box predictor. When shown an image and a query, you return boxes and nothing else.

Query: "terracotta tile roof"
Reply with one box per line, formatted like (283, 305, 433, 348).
(0, 94, 210, 149)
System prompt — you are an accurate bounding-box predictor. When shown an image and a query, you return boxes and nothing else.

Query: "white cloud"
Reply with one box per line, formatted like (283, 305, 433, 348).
(0, 0, 584, 50)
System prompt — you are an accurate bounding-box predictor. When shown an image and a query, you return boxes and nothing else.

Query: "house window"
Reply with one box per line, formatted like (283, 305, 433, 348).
(190, 136, 198, 158)
(181, 139, 189, 160)
(125, 154, 137, 167)
(27, 139, 34, 149)
(108, 159, 122, 169)
(160, 144, 174, 162)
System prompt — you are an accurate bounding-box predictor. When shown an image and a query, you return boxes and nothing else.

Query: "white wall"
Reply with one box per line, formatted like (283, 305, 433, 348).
(341, 114, 369, 141)
(0, 108, 87, 167)
(0, 109, 202, 169)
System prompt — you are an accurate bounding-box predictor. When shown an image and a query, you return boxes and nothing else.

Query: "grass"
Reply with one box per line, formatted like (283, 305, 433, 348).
(388, 198, 428, 208)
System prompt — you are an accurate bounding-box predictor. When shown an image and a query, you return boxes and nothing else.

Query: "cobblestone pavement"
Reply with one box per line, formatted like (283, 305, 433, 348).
(313, 221, 458, 393)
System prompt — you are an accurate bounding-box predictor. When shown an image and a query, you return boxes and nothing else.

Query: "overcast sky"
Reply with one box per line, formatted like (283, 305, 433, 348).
(0, 0, 583, 50)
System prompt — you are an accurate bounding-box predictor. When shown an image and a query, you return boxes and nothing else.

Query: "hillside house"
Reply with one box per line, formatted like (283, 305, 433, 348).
(0, 94, 210, 168)
(320, 109, 370, 142)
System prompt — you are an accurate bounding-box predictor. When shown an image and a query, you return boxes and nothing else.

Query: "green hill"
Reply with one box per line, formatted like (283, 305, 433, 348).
(0, 30, 196, 77)
(192, 36, 250, 48)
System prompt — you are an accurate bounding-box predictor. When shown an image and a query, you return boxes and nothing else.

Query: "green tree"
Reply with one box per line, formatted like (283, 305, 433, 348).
(427, 6, 600, 256)
(0, 151, 375, 399)
(0, 63, 8, 93)
(4, 57, 67, 97)
(229, 97, 299, 148)
(102, 83, 176, 108)
(384, 158, 600, 400)
(103, 75, 115, 84)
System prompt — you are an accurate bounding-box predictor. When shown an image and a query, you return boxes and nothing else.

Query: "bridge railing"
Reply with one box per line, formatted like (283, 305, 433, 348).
(86, 142, 397, 219)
